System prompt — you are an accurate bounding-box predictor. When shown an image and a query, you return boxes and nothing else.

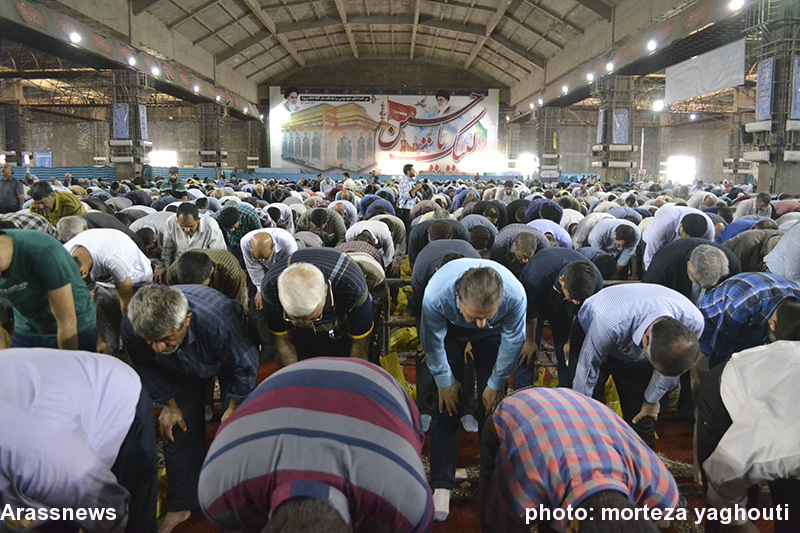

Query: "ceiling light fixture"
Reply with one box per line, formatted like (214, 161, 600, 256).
(69, 32, 81, 44)
(151, 67, 160, 76)
(586, 72, 594, 82)
(606, 62, 614, 72)
(647, 40, 657, 51)
(127, 57, 136, 66)
(652, 99, 665, 112)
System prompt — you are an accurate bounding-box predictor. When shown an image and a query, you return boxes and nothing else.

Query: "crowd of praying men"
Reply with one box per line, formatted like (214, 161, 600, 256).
(1, 162, 799, 533)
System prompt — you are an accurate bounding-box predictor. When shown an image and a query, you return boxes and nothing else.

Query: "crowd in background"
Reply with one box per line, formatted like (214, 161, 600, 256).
(1, 160, 800, 533)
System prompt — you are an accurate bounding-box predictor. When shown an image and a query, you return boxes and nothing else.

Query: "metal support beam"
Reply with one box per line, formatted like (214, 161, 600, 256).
(275, 17, 340, 34)
(167, 0, 221, 29)
(426, 0, 494, 12)
(521, 0, 584, 34)
(464, 0, 513, 69)
(491, 33, 543, 69)
(240, 0, 305, 66)
(333, 0, 359, 59)
(418, 18, 485, 37)
(131, 0, 162, 16)
(573, 0, 613, 21)
(503, 12, 563, 49)
(410, 0, 422, 59)
(193, 12, 251, 45)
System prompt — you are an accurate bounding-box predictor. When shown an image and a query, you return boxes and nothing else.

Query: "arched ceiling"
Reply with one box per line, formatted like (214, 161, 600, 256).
(136, 0, 620, 87)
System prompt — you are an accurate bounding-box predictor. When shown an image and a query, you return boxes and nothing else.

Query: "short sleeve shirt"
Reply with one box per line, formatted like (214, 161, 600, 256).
(0, 230, 96, 336)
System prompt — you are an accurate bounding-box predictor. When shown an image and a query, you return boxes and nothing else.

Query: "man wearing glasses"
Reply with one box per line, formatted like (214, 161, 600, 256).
(260, 248, 373, 366)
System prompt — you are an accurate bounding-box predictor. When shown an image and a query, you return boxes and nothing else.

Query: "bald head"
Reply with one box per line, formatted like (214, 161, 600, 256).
(333, 203, 346, 216)
(251, 232, 275, 264)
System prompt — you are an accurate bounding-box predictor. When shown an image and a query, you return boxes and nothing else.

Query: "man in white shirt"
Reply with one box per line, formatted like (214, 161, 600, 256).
(240, 227, 297, 310)
(346, 219, 396, 268)
(698, 341, 800, 533)
(65, 228, 153, 314)
(161, 203, 226, 270)
(0, 348, 157, 533)
(641, 204, 714, 270)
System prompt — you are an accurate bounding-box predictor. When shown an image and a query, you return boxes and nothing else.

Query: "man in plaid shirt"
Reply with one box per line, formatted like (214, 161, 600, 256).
(480, 387, 678, 533)
(397, 164, 421, 232)
(699, 272, 800, 368)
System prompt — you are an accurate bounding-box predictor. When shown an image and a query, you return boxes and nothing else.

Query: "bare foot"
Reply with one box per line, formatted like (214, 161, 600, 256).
(158, 510, 191, 533)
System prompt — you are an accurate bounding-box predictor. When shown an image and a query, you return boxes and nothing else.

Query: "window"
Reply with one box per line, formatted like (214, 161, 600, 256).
(149, 150, 178, 167)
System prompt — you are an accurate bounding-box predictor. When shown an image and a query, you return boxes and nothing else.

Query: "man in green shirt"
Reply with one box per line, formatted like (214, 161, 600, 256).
(29, 181, 86, 226)
(0, 230, 97, 350)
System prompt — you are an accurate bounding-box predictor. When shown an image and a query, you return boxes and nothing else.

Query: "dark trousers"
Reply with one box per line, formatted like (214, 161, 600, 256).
(113, 387, 159, 532)
(416, 351, 476, 417)
(514, 306, 573, 389)
(11, 329, 97, 352)
(429, 324, 501, 489)
(397, 207, 412, 238)
(40, 388, 158, 533)
(697, 362, 800, 533)
(164, 380, 207, 512)
(569, 320, 657, 448)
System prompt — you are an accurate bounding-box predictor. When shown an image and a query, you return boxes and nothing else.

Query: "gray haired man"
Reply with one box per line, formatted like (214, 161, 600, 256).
(121, 284, 258, 533)
(420, 258, 526, 521)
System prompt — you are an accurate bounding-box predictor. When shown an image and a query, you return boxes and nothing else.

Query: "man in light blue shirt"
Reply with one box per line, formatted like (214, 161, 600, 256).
(420, 258, 526, 521)
(570, 283, 703, 448)
(587, 218, 640, 279)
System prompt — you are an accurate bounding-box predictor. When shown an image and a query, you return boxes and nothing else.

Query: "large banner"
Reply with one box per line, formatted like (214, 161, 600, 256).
(269, 87, 499, 174)
(665, 39, 745, 105)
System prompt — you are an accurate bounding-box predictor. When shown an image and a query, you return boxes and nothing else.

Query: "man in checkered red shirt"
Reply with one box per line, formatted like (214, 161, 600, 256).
(480, 387, 678, 533)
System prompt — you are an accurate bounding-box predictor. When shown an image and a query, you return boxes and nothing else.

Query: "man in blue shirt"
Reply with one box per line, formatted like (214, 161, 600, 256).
(570, 283, 704, 448)
(699, 272, 800, 368)
(420, 258, 526, 521)
(587, 218, 641, 279)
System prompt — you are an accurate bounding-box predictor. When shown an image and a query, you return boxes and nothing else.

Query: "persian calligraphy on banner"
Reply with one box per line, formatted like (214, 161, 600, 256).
(269, 88, 499, 173)
(756, 57, 774, 122)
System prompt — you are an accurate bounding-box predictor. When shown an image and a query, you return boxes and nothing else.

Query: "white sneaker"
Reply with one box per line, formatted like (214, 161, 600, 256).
(420, 414, 432, 433)
(433, 488, 451, 522)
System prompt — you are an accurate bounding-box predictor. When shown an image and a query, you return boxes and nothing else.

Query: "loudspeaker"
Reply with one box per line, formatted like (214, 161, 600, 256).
(741, 124, 754, 144)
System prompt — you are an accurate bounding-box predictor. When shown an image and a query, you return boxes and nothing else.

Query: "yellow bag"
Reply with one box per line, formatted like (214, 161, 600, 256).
(156, 467, 168, 519)
(389, 326, 418, 352)
(380, 351, 416, 402)
(602, 376, 624, 419)
(392, 287, 409, 316)
(400, 257, 412, 278)
(532, 366, 559, 388)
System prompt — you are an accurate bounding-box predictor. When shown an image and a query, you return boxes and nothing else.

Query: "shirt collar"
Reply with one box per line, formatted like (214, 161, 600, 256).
(270, 480, 351, 527)
(632, 312, 664, 346)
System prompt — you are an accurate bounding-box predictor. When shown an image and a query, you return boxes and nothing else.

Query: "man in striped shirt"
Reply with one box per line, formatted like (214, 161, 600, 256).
(261, 248, 373, 365)
(570, 283, 704, 447)
(481, 387, 678, 533)
(198, 357, 434, 532)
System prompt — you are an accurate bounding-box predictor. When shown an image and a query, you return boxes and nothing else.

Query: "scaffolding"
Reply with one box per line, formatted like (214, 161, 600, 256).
(592, 76, 637, 184)
(247, 120, 261, 170)
(109, 70, 153, 178)
(1, 104, 29, 164)
(536, 106, 561, 179)
(743, 0, 800, 190)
